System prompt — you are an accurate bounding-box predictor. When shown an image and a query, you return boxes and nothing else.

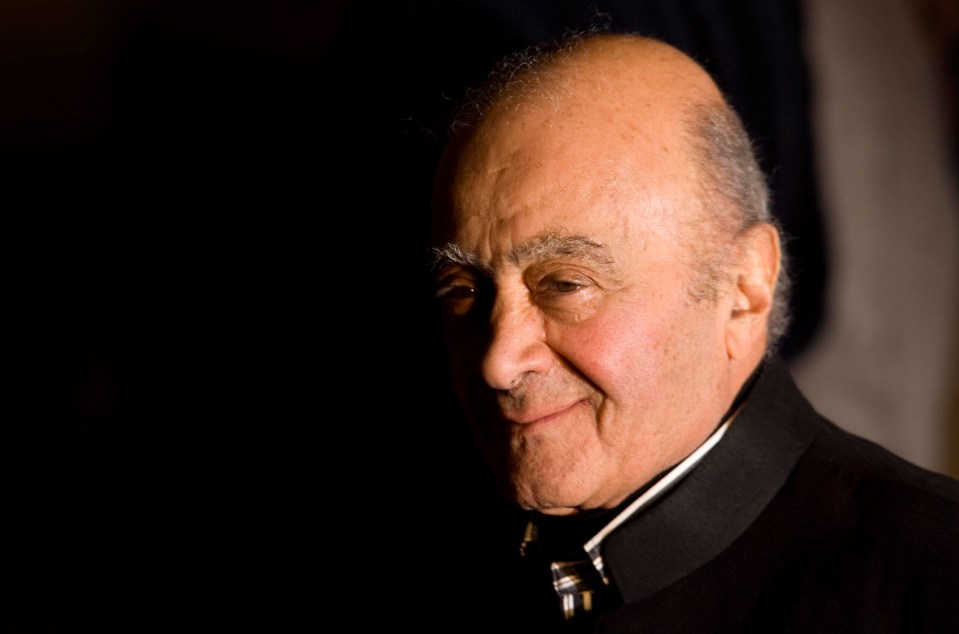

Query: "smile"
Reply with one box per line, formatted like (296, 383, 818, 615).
(507, 400, 585, 426)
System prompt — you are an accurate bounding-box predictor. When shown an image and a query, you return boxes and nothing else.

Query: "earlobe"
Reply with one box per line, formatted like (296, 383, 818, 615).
(724, 224, 781, 360)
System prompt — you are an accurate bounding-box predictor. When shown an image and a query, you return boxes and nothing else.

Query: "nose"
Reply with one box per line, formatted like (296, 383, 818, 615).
(481, 292, 551, 390)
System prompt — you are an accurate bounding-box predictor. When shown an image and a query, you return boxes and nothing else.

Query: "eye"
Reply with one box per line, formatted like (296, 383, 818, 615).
(434, 275, 481, 317)
(435, 283, 476, 301)
(543, 278, 585, 293)
(535, 272, 590, 296)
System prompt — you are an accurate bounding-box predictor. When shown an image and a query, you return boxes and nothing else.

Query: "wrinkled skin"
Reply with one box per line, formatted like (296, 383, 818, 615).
(431, 35, 779, 515)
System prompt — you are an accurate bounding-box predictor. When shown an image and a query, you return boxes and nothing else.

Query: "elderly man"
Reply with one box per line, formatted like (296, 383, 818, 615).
(428, 32, 959, 631)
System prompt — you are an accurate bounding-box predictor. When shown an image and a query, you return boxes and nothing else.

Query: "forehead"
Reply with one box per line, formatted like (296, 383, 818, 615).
(433, 105, 692, 265)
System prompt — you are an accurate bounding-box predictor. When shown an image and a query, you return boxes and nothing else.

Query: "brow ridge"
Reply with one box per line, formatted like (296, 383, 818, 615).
(431, 232, 614, 273)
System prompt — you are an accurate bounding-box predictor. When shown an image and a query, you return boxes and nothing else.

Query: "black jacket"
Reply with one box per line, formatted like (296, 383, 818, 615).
(439, 357, 959, 632)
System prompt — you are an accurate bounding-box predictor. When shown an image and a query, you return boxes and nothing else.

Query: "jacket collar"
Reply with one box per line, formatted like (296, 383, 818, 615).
(603, 356, 823, 603)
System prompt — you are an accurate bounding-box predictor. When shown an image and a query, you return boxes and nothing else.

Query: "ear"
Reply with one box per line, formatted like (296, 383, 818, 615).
(724, 223, 781, 360)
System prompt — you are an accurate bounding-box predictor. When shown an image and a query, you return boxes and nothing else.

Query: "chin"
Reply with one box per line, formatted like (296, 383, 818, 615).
(507, 474, 594, 514)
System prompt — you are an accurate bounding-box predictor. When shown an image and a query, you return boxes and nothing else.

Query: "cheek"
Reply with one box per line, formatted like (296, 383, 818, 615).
(553, 297, 723, 407)
(553, 308, 665, 400)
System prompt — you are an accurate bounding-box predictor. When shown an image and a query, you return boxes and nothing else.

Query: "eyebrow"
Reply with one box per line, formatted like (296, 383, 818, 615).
(431, 232, 615, 273)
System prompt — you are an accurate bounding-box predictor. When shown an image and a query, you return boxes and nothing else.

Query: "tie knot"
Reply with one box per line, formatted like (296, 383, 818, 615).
(551, 558, 606, 620)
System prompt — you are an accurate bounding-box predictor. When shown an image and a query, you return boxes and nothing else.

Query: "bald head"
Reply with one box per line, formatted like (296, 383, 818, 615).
(447, 34, 721, 135)
(439, 36, 720, 201)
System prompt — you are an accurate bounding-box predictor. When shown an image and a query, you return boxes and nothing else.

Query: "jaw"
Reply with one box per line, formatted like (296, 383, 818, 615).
(469, 405, 624, 513)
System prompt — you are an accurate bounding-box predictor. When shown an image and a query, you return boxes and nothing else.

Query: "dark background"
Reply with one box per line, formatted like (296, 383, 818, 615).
(5, 2, 348, 630)
(4, 1, 957, 630)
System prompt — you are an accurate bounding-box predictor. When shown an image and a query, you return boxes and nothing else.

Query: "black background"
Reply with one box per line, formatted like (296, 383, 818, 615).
(6, 2, 350, 630)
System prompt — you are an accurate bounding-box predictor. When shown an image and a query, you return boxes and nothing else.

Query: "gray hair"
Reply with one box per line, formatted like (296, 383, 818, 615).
(685, 101, 792, 355)
(446, 30, 599, 134)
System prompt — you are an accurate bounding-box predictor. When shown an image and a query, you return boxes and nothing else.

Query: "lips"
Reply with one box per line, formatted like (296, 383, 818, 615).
(504, 400, 584, 425)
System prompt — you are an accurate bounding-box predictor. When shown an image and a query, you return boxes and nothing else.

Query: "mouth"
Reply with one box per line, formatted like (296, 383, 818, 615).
(506, 400, 585, 426)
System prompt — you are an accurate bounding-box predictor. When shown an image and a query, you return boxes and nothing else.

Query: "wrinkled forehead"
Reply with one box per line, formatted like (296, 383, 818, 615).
(431, 93, 695, 256)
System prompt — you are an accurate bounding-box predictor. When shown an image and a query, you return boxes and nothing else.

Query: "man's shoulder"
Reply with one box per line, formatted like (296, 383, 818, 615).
(788, 415, 959, 554)
(751, 355, 959, 507)
(804, 415, 959, 504)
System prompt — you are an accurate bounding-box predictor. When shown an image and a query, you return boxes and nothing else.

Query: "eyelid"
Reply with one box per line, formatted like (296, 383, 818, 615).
(534, 267, 592, 285)
(434, 264, 467, 283)
(433, 268, 481, 297)
(434, 282, 473, 300)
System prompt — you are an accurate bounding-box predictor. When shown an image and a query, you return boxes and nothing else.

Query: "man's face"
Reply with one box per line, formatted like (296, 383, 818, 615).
(431, 104, 736, 515)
